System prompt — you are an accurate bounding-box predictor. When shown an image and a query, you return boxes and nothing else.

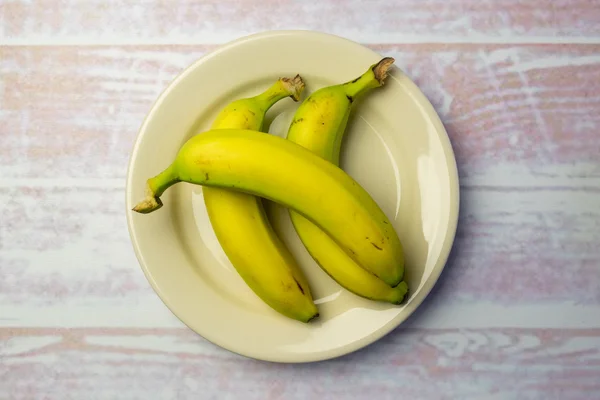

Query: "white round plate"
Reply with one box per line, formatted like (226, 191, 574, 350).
(126, 30, 459, 363)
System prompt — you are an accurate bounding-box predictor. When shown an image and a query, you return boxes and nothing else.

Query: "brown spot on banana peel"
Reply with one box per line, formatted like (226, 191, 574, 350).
(365, 236, 383, 250)
(293, 278, 305, 295)
(194, 158, 212, 167)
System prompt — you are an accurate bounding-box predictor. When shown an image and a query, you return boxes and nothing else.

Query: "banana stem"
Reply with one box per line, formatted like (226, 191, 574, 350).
(254, 74, 305, 108)
(372, 57, 395, 85)
(343, 57, 395, 100)
(132, 164, 179, 213)
(132, 76, 305, 215)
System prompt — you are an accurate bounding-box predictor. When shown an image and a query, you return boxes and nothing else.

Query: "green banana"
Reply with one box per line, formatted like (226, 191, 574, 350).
(205, 76, 318, 323)
(287, 57, 408, 302)
(132, 128, 405, 287)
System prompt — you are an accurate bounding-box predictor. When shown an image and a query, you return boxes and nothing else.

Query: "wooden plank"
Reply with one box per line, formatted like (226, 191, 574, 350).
(0, 46, 204, 180)
(1, 45, 599, 180)
(1, 327, 599, 399)
(1, 0, 600, 44)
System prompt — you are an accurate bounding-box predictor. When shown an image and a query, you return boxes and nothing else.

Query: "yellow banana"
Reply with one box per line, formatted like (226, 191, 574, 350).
(132, 128, 405, 288)
(206, 76, 318, 323)
(210, 76, 304, 130)
(286, 57, 408, 302)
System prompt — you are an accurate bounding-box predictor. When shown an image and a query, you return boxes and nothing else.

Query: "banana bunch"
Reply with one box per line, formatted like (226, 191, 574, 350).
(133, 57, 408, 322)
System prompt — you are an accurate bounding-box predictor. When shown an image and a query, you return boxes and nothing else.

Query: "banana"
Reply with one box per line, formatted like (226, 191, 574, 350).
(210, 76, 304, 131)
(132, 128, 405, 287)
(286, 57, 408, 303)
(206, 76, 318, 323)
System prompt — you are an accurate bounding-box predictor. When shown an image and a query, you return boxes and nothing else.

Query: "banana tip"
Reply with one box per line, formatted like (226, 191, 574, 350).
(392, 281, 409, 305)
(306, 312, 320, 323)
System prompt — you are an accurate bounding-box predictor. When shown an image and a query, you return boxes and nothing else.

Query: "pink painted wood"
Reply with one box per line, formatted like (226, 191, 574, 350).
(1, 1, 600, 398)
(2, 1, 600, 42)
(2, 328, 600, 399)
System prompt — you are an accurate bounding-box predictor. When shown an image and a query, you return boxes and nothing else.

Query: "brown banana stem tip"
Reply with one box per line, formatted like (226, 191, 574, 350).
(132, 182, 163, 214)
(373, 57, 395, 85)
(281, 74, 305, 102)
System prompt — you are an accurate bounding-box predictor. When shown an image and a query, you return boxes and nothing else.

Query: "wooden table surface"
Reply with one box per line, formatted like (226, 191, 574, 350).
(2, 1, 600, 399)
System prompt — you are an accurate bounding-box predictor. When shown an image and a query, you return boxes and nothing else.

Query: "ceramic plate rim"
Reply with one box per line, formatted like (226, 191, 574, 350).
(125, 29, 460, 363)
